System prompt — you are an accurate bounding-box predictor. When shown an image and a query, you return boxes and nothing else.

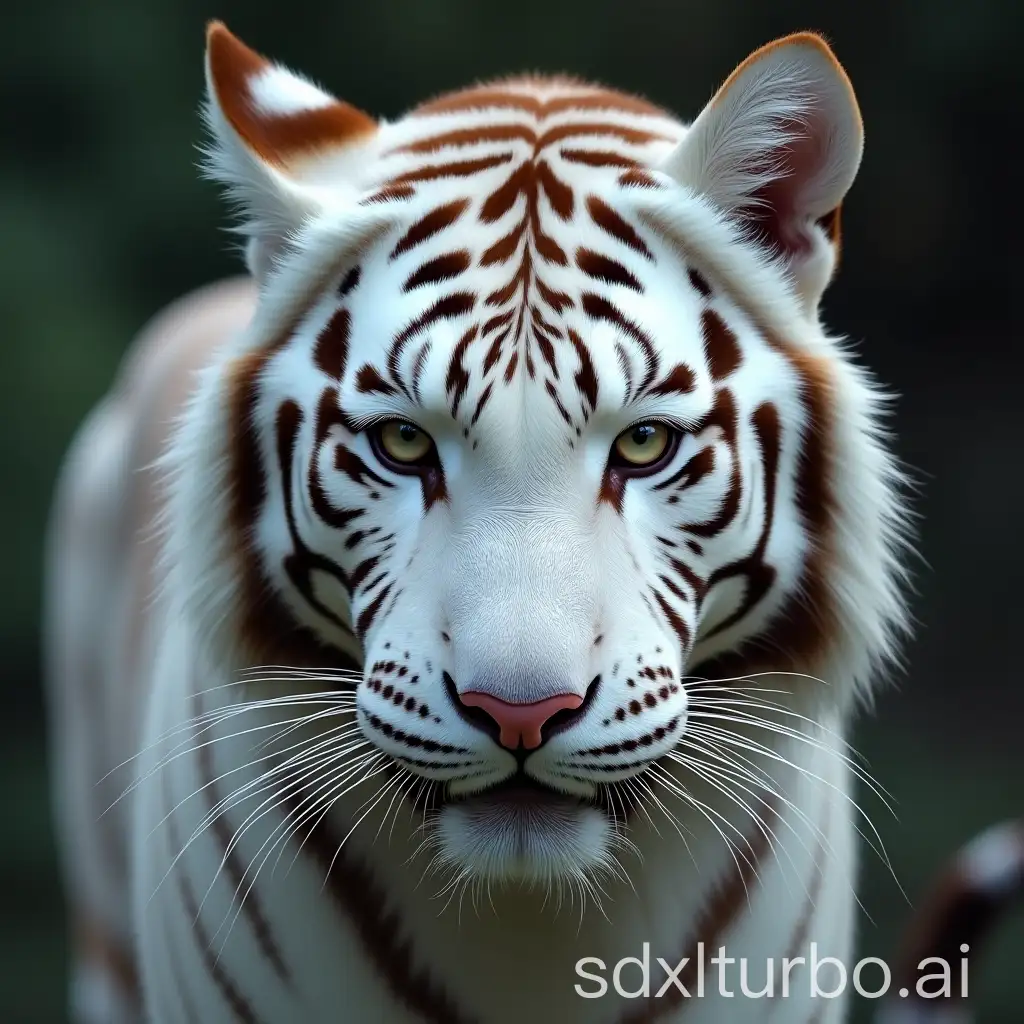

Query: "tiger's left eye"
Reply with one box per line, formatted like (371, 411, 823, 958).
(375, 420, 434, 465)
(612, 422, 672, 467)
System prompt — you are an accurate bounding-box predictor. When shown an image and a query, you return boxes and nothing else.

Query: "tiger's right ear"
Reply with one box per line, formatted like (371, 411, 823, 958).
(203, 21, 378, 281)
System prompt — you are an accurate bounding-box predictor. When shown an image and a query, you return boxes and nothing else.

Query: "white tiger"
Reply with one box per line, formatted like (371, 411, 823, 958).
(44, 22, 914, 1024)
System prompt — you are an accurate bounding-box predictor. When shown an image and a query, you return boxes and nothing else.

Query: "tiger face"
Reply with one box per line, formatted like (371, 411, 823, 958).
(175, 25, 905, 887)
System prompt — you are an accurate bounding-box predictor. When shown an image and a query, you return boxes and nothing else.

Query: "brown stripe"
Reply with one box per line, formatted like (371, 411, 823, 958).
(560, 147, 640, 169)
(769, 806, 830, 1010)
(581, 292, 657, 393)
(227, 350, 330, 667)
(389, 199, 470, 259)
(226, 103, 375, 171)
(413, 87, 545, 116)
(355, 364, 397, 396)
(480, 217, 526, 266)
(648, 363, 695, 398)
(167, 923, 202, 1024)
(618, 795, 782, 1022)
(274, 400, 356, 632)
(386, 123, 536, 154)
(356, 581, 393, 641)
(72, 916, 140, 1007)
(586, 195, 653, 260)
(702, 308, 743, 382)
(576, 248, 643, 291)
(537, 159, 573, 219)
(752, 349, 837, 672)
(390, 153, 513, 185)
(503, 350, 519, 381)
(284, 788, 477, 1024)
(688, 327, 837, 680)
(638, 208, 847, 682)
(361, 183, 415, 205)
(481, 309, 515, 339)
(479, 162, 531, 224)
(165, 778, 264, 1024)
(782, 845, 827, 965)
(445, 325, 479, 417)
(619, 168, 664, 189)
(537, 276, 573, 314)
(541, 91, 667, 116)
(313, 307, 351, 380)
(688, 269, 712, 297)
(807, 1005, 828, 1024)
(412, 82, 668, 119)
(536, 122, 673, 149)
(390, 292, 476, 370)
(225, 229, 383, 670)
(338, 265, 362, 297)
(411, 339, 433, 401)
(701, 401, 781, 639)
(197, 736, 292, 986)
(403, 250, 471, 292)
(652, 589, 692, 650)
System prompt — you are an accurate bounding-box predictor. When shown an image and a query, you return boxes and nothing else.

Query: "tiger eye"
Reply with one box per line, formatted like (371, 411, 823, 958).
(613, 423, 670, 466)
(377, 421, 433, 464)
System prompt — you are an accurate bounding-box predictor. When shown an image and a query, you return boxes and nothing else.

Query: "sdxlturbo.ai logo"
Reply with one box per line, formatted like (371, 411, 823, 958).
(574, 943, 971, 1001)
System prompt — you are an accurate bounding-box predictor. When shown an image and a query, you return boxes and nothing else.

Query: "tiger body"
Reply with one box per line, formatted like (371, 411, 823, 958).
(45, 24, 910, 1024)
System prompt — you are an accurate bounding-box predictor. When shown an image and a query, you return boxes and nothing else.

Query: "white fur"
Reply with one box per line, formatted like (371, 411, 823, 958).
(45, 32, 913, 1024)
(249, 66, 337, 116)
(662, 36, 862, 222)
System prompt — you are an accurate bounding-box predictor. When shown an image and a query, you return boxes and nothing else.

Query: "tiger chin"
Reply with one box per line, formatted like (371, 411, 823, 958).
(423, 672, 646, 888)
(45, 18, 916, 1024)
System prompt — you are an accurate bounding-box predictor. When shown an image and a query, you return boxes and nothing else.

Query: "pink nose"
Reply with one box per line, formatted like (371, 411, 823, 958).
(457, 691, 585, 750)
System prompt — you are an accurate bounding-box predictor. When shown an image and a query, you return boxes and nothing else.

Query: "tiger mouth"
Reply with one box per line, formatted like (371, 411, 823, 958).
(417, 771, 623, 820)
(456, 774, 582, 807)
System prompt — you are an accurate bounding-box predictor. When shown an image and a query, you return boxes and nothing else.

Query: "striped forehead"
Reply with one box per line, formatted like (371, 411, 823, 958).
(300, 81, 729, 439)
(327, 216, 716, 440)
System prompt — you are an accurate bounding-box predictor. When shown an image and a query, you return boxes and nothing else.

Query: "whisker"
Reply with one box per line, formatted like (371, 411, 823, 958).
(671, 755, 799, 900)
(173, 740, 376, 922)
(99, 684, 360, 782)
(103, 694, 359, 802)
(183, 730, 369, 854)
(154, 722, 363, 841)
(212, 752, 388, 956)
(647, 764, 759, 897)
(683, 712, 896, 828)
(684, 718, 898, 887)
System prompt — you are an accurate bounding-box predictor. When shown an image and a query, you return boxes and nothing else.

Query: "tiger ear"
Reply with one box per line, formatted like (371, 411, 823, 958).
(203, 21, 378, 281)
(660, 33, 863, 311)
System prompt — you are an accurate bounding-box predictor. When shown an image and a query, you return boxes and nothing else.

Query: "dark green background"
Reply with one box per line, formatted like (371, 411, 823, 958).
(4, 0, 1022, 1020)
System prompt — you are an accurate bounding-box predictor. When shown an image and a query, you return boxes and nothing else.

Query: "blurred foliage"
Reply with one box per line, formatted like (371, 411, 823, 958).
(2, 0, 1022, 1020)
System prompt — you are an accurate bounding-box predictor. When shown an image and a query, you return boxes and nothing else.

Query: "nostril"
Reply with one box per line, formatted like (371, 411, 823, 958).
(443, 673, 498, 738)
(542, 675, 600, 740)
(443, 673, 601, 751)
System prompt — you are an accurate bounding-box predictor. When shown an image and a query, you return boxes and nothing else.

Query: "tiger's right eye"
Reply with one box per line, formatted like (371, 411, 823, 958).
(372, 420, 435, 469)
(613, 422, 672, 467)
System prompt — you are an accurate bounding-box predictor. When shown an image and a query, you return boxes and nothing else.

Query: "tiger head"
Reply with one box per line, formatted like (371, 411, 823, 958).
(167, 24, 909, 889)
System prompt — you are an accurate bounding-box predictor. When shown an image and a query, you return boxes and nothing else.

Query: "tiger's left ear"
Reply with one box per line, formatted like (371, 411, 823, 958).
(203, 21, 378, 281)
(660, 33, 863, 311)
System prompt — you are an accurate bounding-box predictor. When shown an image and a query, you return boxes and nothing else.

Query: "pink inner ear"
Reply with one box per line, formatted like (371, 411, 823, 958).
(746, 112, 835, 258)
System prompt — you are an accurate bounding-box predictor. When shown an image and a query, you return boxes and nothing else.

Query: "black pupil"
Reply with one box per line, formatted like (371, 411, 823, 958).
(398, 424, 418, 443)
(632, 425, 656, 446)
